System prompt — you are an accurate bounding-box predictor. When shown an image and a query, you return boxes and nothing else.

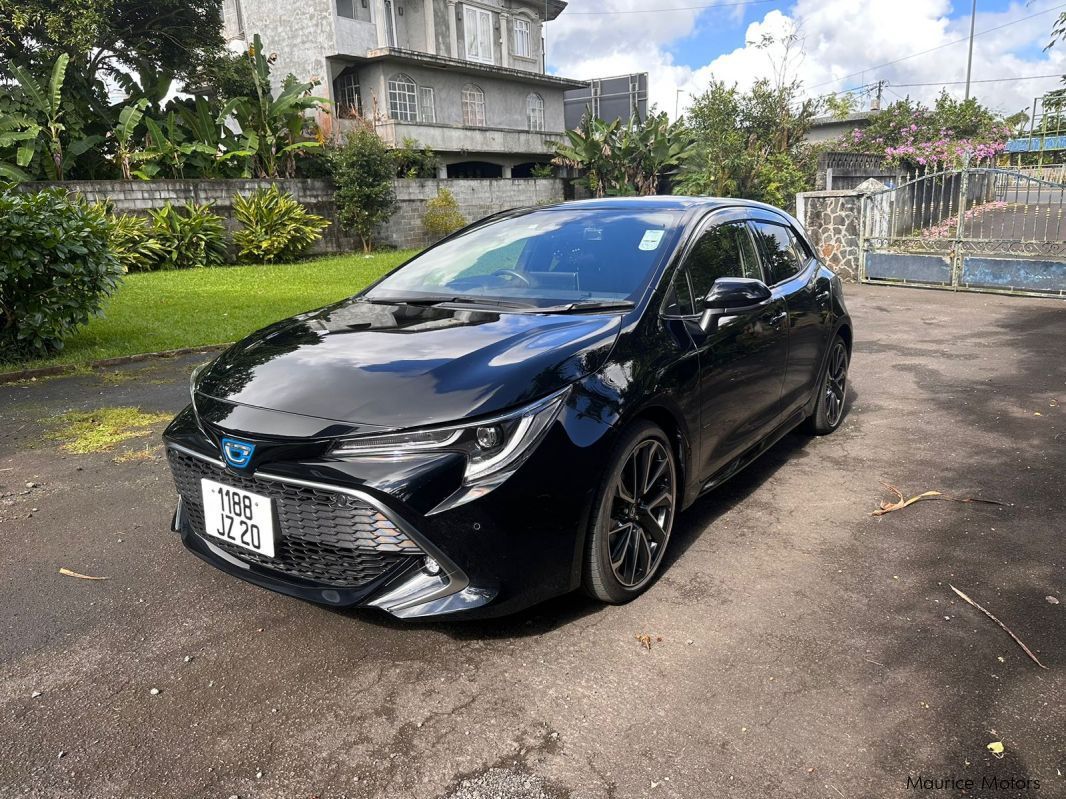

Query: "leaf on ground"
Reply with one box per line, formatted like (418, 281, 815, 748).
(987, 741, 1005, 758)
(871, 481, 1006, 516)
(636, 634, 654, 650)
(59, 567, 108, 581)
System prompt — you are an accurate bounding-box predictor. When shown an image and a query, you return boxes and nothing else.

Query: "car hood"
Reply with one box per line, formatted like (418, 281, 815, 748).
(195, 298, 622, 434)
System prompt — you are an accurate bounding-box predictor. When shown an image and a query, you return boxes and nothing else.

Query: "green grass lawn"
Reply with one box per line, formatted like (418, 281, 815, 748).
(3, 250, 416, 374)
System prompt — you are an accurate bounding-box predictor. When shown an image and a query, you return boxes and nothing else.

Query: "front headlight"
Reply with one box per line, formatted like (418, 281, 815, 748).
(189, 361, 209, 406)
(331, 387, 569, 490)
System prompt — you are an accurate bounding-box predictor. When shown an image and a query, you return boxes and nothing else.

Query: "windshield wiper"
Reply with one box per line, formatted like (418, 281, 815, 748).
(364, 294, 532, 309)
(532, 300, 636, 314)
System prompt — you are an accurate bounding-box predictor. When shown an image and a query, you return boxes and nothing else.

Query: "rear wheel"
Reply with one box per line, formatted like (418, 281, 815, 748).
(805, 335, 849, 435)
(584, 422, 678, 604)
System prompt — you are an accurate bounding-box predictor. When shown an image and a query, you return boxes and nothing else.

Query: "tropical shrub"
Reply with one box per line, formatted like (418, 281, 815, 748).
(391, 137, 439, 178)
(148, 201, 229, 269)
(0, 189, 122, 358)
(332, 127, 397, 252)
(233, 184, 330, 263)
(105, 212, 167, 272)
(422, 188, 467, 239)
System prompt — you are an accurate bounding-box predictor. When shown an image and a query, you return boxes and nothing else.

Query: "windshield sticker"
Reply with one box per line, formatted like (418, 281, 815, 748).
(639, 229, 665, 251)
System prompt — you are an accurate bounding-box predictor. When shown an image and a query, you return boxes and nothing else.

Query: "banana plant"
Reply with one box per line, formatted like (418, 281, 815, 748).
(175, 97, 257, 178)
(112, 99, 152, 180)
(552, 116, 621, 197)
(5, 53, 100, 180)
(0, 113, 37, 182)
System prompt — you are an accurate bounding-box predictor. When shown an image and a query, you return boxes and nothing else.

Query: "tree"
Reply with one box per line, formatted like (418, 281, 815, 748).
(332, 127, 397, 252)
(679, 78, 817, 208)
(553, 113, 691, 197)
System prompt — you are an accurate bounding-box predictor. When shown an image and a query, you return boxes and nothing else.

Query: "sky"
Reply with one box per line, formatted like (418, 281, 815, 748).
(544, 0, 1066, 120)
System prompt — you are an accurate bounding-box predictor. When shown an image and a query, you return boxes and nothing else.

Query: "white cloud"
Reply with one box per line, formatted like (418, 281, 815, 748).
(546, 0, 1066, 119)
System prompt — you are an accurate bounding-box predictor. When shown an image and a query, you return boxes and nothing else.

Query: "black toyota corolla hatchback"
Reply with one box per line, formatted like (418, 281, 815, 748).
(163, 197, 852, 619)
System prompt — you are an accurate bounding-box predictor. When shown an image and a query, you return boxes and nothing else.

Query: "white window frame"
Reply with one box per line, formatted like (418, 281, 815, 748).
(388, 74, 419, 122)
(462, 4, 495, 65)
(223, 0, 246, 38)
(462, 84, 486, 127)
(335, 0, 355, 20)
(336, 71, 362, 118)
(420, 87, 436, 123)
(526, 92, 544, 132)
(513, 17, 532, 59)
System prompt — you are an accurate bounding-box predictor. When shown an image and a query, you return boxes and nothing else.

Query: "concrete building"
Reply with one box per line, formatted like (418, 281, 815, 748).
(563, 73, 648, 130)
(222, 0, 586, 177)
(804, 111, 876, 146)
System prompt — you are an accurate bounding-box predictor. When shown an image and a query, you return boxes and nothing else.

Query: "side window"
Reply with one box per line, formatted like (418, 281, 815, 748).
(751, 222, 806, 285)
(662, 269, 695, 316)
(685, 222, 761, 301)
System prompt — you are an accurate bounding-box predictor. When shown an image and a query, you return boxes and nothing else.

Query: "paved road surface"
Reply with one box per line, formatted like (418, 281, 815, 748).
(1, 285, 1064, 798)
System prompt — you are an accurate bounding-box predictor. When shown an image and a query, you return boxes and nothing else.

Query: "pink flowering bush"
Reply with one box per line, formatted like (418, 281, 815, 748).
(838, 90, 1009, 171)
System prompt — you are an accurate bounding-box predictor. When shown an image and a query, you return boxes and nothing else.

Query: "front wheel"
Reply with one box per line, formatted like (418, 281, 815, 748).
(584, 422, 678, 604)
(805, 335, 850, 435)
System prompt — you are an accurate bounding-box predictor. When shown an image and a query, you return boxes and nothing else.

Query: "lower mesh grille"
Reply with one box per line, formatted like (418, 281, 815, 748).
(167, 446, 422, 588)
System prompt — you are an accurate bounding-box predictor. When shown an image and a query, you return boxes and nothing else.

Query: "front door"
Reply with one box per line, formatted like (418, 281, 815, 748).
(681, 216, 789, 481)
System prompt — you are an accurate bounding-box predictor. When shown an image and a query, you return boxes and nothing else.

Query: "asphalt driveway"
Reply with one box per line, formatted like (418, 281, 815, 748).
(0, 284, 1063, 799)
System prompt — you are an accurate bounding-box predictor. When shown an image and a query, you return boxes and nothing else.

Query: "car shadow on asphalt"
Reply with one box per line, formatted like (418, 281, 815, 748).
(332, 386, 859, 642)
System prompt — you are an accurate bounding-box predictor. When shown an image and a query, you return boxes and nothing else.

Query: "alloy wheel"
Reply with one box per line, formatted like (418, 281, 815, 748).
(824, 339, 849, 427)
(607, 438, 676, 589)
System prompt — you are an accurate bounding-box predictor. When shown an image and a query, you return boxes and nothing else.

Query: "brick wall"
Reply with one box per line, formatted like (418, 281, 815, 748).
(382, 178, 565, 249)
(19, 177, 565, 254)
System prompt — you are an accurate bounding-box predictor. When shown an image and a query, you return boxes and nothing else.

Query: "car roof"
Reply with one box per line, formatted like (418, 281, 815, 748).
(547, 196, 788, 214)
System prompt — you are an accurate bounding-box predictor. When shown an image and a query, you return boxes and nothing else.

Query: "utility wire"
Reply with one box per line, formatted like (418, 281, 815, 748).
(567, 0, 776, 15)
(808, 2, 1066, 90)
(890, 73, 1063, 87)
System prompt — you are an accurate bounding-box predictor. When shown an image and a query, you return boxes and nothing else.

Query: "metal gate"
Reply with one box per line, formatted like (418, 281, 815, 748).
(859, 164, 1066, 297)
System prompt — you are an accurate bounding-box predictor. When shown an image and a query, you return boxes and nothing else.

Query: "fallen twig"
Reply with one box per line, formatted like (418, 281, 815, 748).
(871, 482, 1006, 516)
(59, 567, 108, 581)
(949, 584, 1047, 670)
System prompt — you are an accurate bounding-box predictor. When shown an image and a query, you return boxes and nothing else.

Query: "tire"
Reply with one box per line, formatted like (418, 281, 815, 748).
(584, 421, 679, 604)
(804, 334, 850, 435)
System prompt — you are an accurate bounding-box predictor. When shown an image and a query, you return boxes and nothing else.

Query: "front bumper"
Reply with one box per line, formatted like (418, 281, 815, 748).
(163, 395, 614, 619)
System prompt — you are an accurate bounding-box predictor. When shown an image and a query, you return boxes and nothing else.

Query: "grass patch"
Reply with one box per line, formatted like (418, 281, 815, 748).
(113, 444, 163, 463)
(4, 250, 414, 374)
(44, 407, 173, 454)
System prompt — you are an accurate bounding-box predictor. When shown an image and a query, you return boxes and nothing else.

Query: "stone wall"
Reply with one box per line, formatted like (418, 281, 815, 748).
(18, 177, 566, 253)
(382, 178, 565, 249)
(796, 189, 863, 282)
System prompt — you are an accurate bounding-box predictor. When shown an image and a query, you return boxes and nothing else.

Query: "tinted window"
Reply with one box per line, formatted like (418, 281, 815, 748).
(662, 269, 694, 316)
(685, 222, 761, 300)
(367, 209, 682, 307)
(751, 222, 807, 285)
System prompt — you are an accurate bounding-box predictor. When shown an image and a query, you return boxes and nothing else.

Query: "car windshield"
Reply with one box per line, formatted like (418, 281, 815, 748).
(365, 208, 683, 308)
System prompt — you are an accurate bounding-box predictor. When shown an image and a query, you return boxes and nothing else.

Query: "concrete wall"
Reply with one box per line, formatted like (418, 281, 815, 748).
(238, 0, 337, 93)
(381, 177, 564, 248)
(796, 189, 864, 282)
(18, 177, 565, 254)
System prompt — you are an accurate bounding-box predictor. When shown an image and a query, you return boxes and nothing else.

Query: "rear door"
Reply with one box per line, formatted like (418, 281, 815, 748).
(675, 213, 789, 481)
(749, 217, 833, 415)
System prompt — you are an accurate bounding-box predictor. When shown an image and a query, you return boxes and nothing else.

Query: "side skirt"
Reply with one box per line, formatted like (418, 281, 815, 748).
(694, 408, 807, 499)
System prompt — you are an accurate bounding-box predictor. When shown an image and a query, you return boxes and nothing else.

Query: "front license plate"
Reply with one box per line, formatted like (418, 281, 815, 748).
(200, 479, 275, 558)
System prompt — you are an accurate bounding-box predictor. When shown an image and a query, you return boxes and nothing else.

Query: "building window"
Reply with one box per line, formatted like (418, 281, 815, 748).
(462, 84, 486, 127)
(420, 87, 436, 123)
(513, 18, 532, 58)
(527, 93, 544, 132)
(462, 4, 494, 64)
(388, 73, 418, 121)
(223, 0, 245, 38)
(335, 71, 361, 118)
(335, 0, 355, 19)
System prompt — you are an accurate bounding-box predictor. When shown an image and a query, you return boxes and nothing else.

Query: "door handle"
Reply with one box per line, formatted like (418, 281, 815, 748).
(816, 290, 831, 303)
(767, 310, 788, 327)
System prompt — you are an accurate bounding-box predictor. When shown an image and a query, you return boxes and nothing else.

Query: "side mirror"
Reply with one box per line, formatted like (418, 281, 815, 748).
(699, 277, 772, 330)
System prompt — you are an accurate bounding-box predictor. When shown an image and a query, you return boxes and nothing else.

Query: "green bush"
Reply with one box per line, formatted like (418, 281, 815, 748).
(106, 212, 168, 272)
(232, 184, 330, 263)
(422, 188, 467, 239)
(332, 127, 397, 252)
(0, 189, 122, 359)
(148, 201, 229, 269)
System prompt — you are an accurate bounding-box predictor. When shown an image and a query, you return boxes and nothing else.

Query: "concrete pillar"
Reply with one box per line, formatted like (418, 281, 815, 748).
(500, 12, 510, 68)
(446, 0, 459, 58)
(437, 163, 449, 179)
(423, 0, 436, 54)
(501, 163, 512, 178)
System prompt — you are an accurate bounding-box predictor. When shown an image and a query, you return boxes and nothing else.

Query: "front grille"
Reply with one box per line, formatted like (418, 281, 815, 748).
(167, 447, 423, 588)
